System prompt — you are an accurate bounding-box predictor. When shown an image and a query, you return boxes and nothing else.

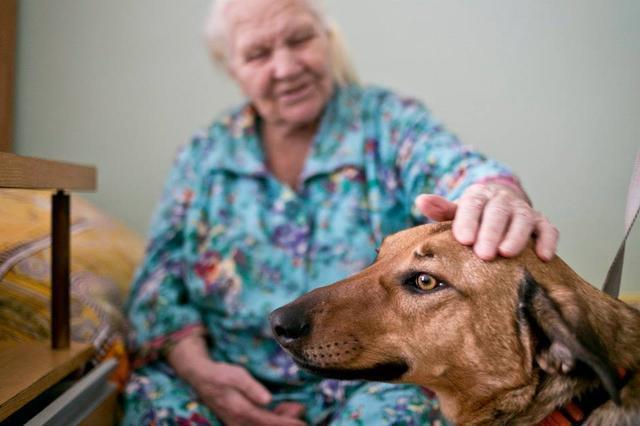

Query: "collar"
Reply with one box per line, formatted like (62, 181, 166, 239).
(538, 368, 632, 426)
(202, 84, 365, 182)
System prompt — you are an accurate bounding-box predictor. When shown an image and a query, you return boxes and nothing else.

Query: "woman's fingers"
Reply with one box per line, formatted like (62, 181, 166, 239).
(473, 192, 512, 260)
(228, 365, 272, 406)
(219, 391, 306, 426)
(414, 194, 457, 222)
(273, 402, 306, 419)
(498, 202, 535, 257)
(533, 216, 559, 261)
(452, 184, 490, 245)
(242, 403, 307, 426)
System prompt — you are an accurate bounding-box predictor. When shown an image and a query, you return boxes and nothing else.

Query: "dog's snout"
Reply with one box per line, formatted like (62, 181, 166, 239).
(269, 306, 311, 343)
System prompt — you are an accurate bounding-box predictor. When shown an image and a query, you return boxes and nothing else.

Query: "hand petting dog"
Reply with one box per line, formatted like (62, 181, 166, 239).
(415, 181, 559, 261)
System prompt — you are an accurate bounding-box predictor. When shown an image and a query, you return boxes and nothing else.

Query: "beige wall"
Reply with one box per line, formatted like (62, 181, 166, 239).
(15, 0, 639, 292)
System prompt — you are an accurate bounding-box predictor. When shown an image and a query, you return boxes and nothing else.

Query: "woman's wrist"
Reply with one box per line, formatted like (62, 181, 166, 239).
(166, 334, 212, 385)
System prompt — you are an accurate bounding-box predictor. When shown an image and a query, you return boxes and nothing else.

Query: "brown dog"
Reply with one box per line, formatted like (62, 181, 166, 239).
(270, 222, 640, 425)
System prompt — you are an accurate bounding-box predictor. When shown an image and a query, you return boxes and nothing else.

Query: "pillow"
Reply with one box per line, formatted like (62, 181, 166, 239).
(0, 189, 144, 387)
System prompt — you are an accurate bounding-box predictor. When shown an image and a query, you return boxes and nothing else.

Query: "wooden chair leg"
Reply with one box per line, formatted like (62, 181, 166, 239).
(51, 190, 70, 349)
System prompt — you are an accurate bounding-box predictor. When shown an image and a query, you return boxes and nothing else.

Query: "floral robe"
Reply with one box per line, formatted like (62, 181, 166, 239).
(124, 84, 517, 425)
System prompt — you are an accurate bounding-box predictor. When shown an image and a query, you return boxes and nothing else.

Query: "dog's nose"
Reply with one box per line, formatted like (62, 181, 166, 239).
(269, 306, 311, 343)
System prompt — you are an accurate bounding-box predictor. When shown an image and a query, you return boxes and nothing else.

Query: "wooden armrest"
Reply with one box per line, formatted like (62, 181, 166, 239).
(0, 152, 96, 191)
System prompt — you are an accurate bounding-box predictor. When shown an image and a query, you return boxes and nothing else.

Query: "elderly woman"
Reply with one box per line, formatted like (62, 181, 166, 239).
(124, 0, 558, 424)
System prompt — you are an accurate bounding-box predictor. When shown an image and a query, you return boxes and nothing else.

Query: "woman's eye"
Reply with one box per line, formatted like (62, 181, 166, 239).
(245, 49, 269, 62)
(414, 273, 440, 292)
(289, 33, 313, 47)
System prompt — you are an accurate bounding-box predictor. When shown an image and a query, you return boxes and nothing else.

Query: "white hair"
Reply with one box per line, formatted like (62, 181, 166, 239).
(203, 0, 359, 86)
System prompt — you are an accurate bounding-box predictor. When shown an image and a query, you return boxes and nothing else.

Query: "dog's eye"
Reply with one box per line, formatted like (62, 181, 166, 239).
(414, 273, 441, 292)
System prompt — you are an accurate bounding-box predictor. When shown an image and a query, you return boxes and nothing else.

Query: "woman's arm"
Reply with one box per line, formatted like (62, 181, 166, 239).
(130, 138, 305, 426)
(126, 140, 207, 369)
(387, 94, 558, 260)
(166, 333, 212, 384)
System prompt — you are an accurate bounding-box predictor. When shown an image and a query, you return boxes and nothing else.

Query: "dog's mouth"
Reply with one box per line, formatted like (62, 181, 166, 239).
(292, 356, 410, 382)
(274, 331, 410, 382)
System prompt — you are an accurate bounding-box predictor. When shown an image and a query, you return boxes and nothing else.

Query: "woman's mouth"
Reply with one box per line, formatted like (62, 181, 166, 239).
(277, 82, 314, 105)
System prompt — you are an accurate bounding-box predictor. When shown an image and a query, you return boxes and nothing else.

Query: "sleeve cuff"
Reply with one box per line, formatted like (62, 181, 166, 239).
(131, 323, 207, 369)
(477, 175, 523, 191)
(478, 175, 531, 204)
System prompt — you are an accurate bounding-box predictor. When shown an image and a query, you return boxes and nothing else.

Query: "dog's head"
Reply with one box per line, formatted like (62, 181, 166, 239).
(270, 222, 628, 418)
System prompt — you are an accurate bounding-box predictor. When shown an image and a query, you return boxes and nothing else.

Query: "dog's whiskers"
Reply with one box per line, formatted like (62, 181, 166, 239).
(298, 339, 362, 367)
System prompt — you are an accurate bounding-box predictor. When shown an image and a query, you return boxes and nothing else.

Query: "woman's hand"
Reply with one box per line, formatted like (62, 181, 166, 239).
(167, 335, 306, 426)
(415, 182, 558, 261)
(187, 360, 306, 426)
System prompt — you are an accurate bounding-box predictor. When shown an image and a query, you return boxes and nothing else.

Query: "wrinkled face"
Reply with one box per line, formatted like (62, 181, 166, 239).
(225, 0, 334, 128)
(270, 223, 535, 393)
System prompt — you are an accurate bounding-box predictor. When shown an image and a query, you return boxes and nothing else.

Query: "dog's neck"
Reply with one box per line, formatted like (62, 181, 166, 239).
(537, 368, 634, 426)
(435, 365, 637, 425)
(501, 369, 639, 425)
(433, 298, 640, 425)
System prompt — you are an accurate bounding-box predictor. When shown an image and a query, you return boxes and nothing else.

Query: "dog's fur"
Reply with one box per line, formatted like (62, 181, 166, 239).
(270, 222, 640, 425)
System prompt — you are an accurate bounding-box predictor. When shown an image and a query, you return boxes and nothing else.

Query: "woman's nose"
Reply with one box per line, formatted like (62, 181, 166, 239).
(272, 48, 303, 80)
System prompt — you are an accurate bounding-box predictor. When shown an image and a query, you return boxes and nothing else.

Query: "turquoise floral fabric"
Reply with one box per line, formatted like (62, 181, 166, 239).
(124, 84, 516, 425)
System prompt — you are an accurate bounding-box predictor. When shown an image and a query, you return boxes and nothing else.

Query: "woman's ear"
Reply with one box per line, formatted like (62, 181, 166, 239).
(224, 57, 237, 81)
(517, 271, 622, 405)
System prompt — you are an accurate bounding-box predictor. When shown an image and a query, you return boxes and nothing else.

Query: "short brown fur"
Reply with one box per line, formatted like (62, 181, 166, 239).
(271, 222, 640, 425)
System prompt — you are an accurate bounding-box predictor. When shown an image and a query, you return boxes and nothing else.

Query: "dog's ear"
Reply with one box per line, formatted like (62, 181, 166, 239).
(517, 271, 622, 404)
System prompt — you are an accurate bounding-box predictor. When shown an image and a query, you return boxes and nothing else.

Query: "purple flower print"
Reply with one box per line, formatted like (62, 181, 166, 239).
(319, 379, 350, 404)
(268, 347, 300, 380)
(272, 223, 310, 258)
